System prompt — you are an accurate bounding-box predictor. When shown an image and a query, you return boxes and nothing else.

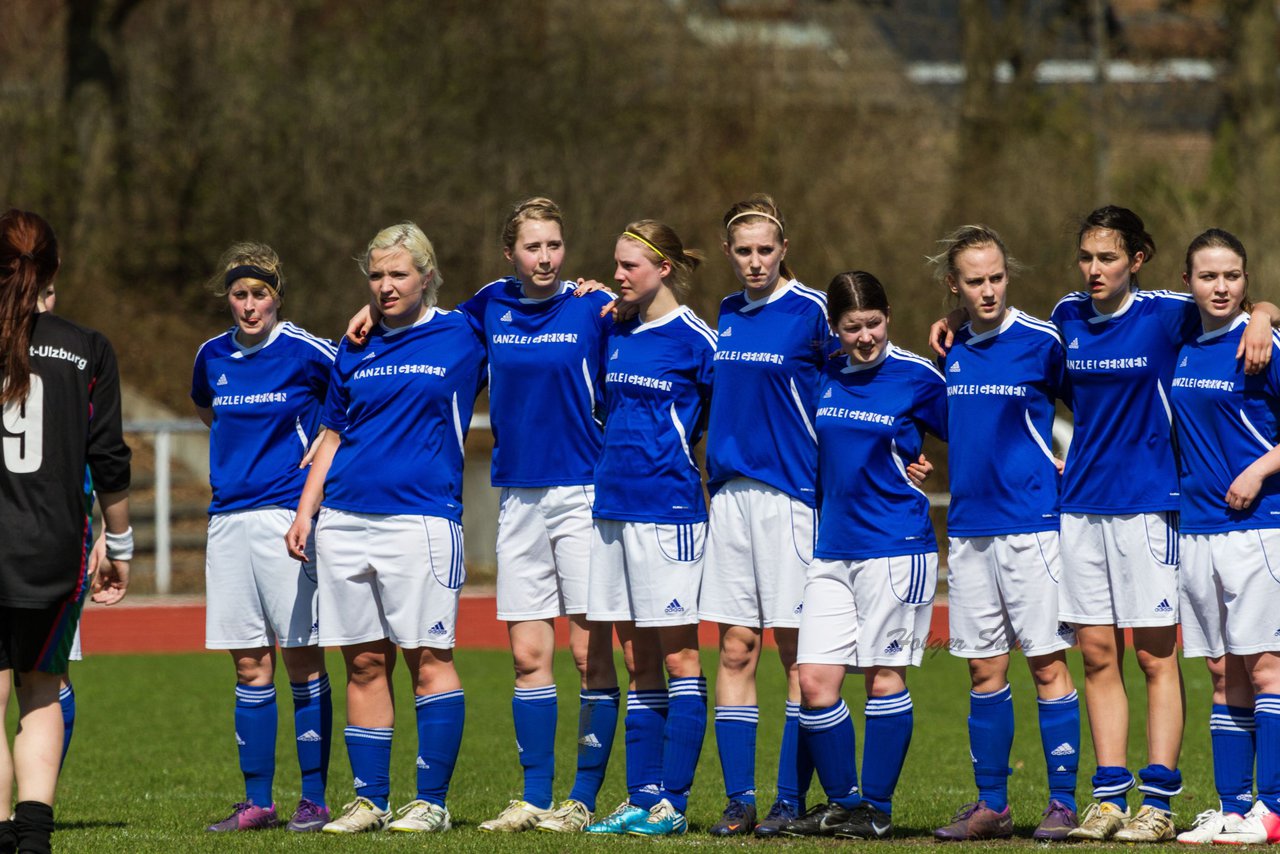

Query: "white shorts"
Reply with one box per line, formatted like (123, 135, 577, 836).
(205, 507, 320, 649)
(587, 518, 705, 627)
(1059, 512, 1180, 628)
(495, 485, 594, 621)
(699, 479, 813, 629)
(69, 625, 82, 662)
(947, 532, 1074, 659)
(796, 553, 938, 669)
(1180, 529, 1280, 658)
(316, 508, 465, 649)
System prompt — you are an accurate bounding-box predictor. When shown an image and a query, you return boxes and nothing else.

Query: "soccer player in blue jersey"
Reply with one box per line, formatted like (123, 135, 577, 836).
(191, 243, 336, 833)
(343, 199, 619, 833)
(583, 220, 715, 838)
(698, 195, 828, 837)
(782, 271, 947, 841)
(1169, 230, 1280, 845)
(925, 226, 1081, 842)
(285, 223, 486, 835)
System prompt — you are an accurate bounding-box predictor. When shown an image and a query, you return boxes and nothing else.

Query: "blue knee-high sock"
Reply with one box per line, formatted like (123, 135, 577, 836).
(715, 705, 758, 803)
(969, 685, 1014, 812)
(568, 688, 620, 811)
(513, 685, 557, 809)
(862, 691, 913, 816)
(416, 690, 465, 807)
(625, 690, 668, 809)
(660, 676, 707, 813)
(345, 726, 392, 810)
(1093, 765, 1134, 810)
(1255, 695, 1280, 815)
(291, 675, 332, 806)
(1210, 704, 1256, 815)
(58, 683, 75, 770)
(777, 700, 812, 810)
(1138, 763, 1182, 812)
(1037, 690, 1080, 812)
(799, 700, 861, 809)
(235, 684, 277, 807)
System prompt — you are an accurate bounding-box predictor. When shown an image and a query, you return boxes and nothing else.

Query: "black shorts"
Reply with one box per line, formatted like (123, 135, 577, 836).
(0, 603, 77, 677)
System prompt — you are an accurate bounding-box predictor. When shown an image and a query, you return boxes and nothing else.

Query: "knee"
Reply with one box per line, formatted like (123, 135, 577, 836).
(511, 642, 550, 683)
(664, 648, 701, 680)
(798, 669, 839, 708)
(281, 646, 325, 684)
(1134, 646, 1180, 679)
(233, 652, 274, 686)
(718, 630, 759, 676)
(345, 651, 389, 688)
(969, 656, 1010, 693)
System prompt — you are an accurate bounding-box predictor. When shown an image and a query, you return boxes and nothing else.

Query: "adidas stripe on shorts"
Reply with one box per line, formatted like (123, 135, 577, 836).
(1059, 511, 1179, 628)
(205, 506, 320, 649)
(699, 478, 813, 629)
(796, 553, 938, 668)
(69, 624, 82, 661)
(1179, 528, 1280, 658)
(315, 508, 465, 649)
(587, 518, 704, 627)
(946, 532, 1074, 659)
(495, 484, 593, 621)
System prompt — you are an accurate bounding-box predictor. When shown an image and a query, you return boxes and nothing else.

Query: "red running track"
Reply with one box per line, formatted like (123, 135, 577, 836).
(80, 597, 955, 655)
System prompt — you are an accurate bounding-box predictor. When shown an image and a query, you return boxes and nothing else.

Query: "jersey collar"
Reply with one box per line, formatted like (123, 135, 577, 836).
(231, 320, 285, 356)
(1197, 310, 1248, 343)
(380, 306, 437, 337)
(519, 280, 573, 304)
(840, 342, 891, 373)
(962, 307, 1019, 344)
(1089, 288, 1136, 323)
(739, 278, 796, 313)
(633, 304, 689, 333)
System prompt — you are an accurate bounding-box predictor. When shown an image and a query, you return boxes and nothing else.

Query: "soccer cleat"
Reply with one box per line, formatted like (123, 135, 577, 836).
(206, 801, 279, 832)
(933, 800, 1013, 841)
(285, 798, 330, 832)
(321, 797, 391, 833)
(780, 802, 854, 837)
(627, 798, 687, 837)
(583, 801, 648, 834)
(709, 799, 757, 837)
(1213, 799, 1280, 844)
(535, 799, 592, 832)
(1032, 800, 1079, 841)
(387, 799, 451, 833)
(754, 800, 801, 838)
(832, 802, 894, 840)
(1067, 801, 1129, 841)
(1113, 804, 1176, 842)
(478, 799, 551, 832)
(1176, 809, 1233, 845)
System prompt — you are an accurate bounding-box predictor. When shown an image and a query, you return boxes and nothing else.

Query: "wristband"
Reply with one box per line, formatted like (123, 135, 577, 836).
(104, 527, 134, 561)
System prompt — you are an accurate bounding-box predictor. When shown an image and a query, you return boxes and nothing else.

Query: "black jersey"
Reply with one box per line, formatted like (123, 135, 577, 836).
(0, 313, 131, 607)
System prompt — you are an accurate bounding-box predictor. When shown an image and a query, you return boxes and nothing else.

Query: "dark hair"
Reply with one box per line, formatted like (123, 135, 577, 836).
(1185, 228, 1252, 313)
(722, 193, 795, 281)
(1077, 205, 1156, 282)
(826, 270, 890, 326)
(0, 209, 59, 406)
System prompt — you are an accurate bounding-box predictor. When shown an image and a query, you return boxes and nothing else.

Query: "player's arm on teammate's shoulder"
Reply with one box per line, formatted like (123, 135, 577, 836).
(345, 304, 379, 345)
(928, 308, 967, 358)
(91, 489, 131, 605)
(1238, 301, 1280, 375)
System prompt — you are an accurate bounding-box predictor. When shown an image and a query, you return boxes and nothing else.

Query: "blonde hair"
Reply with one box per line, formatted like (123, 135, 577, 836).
(722, 193, 795, 281)
(621, 219, 703, 299)
(359, 222, 442, 306)
(501, 197, 564, 252)
(208, 242, 285, 299)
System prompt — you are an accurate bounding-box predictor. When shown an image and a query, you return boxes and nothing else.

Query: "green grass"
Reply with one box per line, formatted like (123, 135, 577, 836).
(10, 647, 1217, 851)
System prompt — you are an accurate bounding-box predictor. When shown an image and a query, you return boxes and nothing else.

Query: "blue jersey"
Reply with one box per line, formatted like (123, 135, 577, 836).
(320, 309, 486, 520)
(1051, 289, 1200, 514)
(814, 344, 948, 560)
(593, 306, 716, 523)
(190, 321, 336, 514)
(706, 280, 836, 507)
(460, 278, 612, 487)
(945, 309, 1067, 536)
(1171, 315, 1280, 533)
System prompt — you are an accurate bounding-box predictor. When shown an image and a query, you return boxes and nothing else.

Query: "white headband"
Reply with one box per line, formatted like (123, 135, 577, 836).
(726, 210, 784, 235)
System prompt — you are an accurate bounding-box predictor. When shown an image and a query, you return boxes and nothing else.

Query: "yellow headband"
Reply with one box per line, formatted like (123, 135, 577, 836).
(726, 210, 784, 235)
(623, 231, 669, 262)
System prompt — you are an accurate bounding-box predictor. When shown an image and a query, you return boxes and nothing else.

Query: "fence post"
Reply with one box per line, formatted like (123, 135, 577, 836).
(154, 427, 172, 595)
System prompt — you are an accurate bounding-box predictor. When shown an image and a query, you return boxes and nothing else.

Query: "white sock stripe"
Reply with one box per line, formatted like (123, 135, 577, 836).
(1038, 690, 1078, 706)
(235, 685, 277, 702)
(1138, 781, 1184, 797)
(415, 689, 464, 707)
(59, 685, 73, 700)
(970, 685, 1012, 701)
(714, 705, 760, 723)
(865, 693, 913, 716)
(1092, 779, 1135, 797)
(627, 691, 670, 710)
(514, 686, 558, 700)
(1255, 700, 1280, 716)
(291, 678, 331, 699)
(1211, 713, 1258, 732)
(344, 725, 393, 741)
(669, 682, 708, 698)
(581, 689, 621, 702)
(798, 701, 850, 730)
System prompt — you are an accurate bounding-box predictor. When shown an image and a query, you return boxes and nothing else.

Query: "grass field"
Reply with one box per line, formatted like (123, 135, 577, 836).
(10, 647, 1218, 852)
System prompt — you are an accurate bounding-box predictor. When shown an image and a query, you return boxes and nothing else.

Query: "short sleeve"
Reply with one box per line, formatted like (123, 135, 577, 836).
(320, 349, 350, 434)
(190, 344, 213, 408)
(915, 369, 949, 442)
(1045, 337, 1071, 409)
(457, 290, 487, 336)
(87, 332, 132, 493)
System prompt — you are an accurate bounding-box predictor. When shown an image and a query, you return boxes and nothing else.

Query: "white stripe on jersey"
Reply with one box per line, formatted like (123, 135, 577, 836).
(279, 323, 338, 358)
(678, 309, 718, 349)
(788, 377, 818, 443)
(294, 416, 309, 450)
(1052, 291, 1091, 314)
(890, 437, 928, 498)
(581, 358, 603, 427)
(670, 403, 696, 468)
(193, 330, 233, 362)
(1155, 380, 1173, 425)
(1139, 289, 1195, 303)
(886, 344, 945, 380)
(451, 392, 465, 456)
(791, 282, 828, 313)
(1011, 311, 1065, 346)
(1239, 409, 1276, 452)
(1024, 409, 1057, 463)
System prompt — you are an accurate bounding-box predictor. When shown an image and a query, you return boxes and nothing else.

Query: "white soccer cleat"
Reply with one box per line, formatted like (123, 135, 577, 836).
(536, 799, 592, 832)
(320, 797, 390, 834)
(387, 799, 451, 833)
(1213, 799, 1280, 844)
(1176, 809, 1232, 845)
(477, 799, 550, 832)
